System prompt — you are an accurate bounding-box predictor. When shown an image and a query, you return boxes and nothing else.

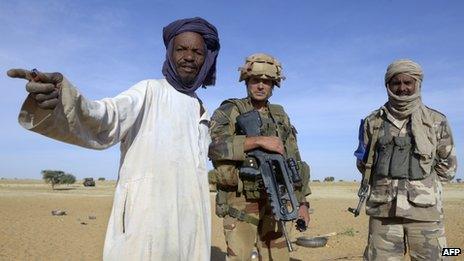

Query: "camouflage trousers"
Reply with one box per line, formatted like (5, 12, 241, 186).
(223, 194, 292, 261)
(364, 217, 448, 261)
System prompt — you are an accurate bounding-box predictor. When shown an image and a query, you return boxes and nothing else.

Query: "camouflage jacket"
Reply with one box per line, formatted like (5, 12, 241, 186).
(208, 97, 311, 202)
(357, 106, 457, 221)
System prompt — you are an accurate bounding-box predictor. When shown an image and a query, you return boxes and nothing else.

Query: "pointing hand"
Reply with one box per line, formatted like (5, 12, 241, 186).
(7, 68, 63, 110)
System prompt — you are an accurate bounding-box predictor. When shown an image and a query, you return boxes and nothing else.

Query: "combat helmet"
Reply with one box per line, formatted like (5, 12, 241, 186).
(238, 53, 285, 87)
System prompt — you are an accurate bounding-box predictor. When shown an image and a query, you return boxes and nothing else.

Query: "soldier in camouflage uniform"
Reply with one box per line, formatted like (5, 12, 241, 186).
(209, 53, 311, 261)
(354, 59, 457, 260)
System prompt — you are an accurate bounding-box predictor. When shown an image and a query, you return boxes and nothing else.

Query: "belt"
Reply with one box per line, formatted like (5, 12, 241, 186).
(228, 206, 260, 226)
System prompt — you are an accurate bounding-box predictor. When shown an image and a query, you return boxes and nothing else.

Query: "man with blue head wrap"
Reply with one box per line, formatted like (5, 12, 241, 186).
(162, 17, 220, 96)
(7, 17, 220, 261)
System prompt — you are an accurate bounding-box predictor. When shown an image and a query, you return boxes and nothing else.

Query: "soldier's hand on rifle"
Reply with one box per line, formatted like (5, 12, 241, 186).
(258, 136, 285, 154)
(244, 136, 285, 155)
(7, 68, 63, 110)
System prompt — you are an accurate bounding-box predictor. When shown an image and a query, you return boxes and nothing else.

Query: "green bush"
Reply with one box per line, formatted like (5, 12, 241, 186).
(324, 176, 335, 182)
(61, 174, 76, 184)
(41, 170, 76, 189)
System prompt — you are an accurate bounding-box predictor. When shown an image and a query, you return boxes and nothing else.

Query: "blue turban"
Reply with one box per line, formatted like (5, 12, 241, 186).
(162, 17, 220, 96)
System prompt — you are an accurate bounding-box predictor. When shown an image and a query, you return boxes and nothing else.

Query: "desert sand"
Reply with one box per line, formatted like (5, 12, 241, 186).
(0, 179, 462, 261)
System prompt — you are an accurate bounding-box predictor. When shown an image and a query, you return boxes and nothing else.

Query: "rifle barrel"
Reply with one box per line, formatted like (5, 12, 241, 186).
(280, 220, 293, 252)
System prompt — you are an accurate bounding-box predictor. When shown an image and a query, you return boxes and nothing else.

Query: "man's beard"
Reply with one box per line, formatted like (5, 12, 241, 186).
(180, 75, 196, 86)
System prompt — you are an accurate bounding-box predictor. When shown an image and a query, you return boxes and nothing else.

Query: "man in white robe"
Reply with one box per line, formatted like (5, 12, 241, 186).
(7, 17, 220, 261)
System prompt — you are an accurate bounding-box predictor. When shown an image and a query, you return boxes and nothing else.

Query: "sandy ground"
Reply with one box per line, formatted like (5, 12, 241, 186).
(0, 180, 463, 261)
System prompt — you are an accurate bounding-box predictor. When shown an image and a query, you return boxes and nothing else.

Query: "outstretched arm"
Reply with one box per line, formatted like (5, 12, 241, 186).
(8, 68, 147, 150)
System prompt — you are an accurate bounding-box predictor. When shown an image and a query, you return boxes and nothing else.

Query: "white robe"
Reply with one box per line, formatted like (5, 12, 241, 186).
(18, 78, 211, 261)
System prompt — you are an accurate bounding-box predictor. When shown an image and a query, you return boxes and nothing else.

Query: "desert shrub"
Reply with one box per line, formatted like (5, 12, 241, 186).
(42, 170, 64, 189)
(312, 179, 320, 182)
(61, 174, 76, 184)
(41, 170, 76, 189)
(324, 176, 335, 182)
(98, 177, 106, 181)
(340, 227, 356, 237)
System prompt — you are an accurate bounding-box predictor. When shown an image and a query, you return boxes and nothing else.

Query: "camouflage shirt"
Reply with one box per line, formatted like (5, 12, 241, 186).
(357, 107, 457, 221)
(208, 97, 311, 202)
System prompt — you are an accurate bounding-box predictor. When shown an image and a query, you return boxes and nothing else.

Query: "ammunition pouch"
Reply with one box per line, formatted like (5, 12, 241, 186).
(214, 161, 239, 187)
(409, 153, 423, 180)
(242, 180, 262, 199)
(368, 178, 394, 204)
(239, 157, 263, 200)
(390, 136, 412, 179)
(374, 135, 394, 178)
(374, 121, 426, 181)
(239, 157, 260, 180)
(292, 160, 306, 189)
(215, 189, 229, 218)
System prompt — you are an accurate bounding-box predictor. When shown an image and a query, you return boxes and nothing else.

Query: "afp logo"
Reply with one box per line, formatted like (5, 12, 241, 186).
(442, 248, 461, 256)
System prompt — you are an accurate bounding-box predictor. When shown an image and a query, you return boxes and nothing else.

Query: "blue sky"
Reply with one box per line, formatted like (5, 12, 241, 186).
(1, 0, 462, 180)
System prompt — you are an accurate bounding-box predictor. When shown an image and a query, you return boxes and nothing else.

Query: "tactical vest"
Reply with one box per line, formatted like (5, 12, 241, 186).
(223, 98, 303, 199)
(374, 120, 425, 180)
(223, 98, 296, 158)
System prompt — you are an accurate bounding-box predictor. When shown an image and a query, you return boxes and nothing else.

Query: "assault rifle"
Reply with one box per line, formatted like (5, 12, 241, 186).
(348, 119, 380, 217)
(236, 110, 306, 252)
